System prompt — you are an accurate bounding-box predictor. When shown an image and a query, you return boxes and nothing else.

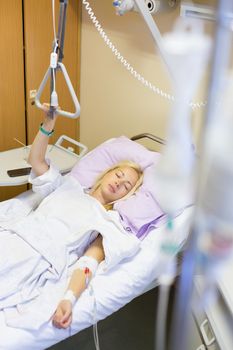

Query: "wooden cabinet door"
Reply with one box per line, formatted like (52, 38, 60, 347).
(24, 0, 81, 145)
(0, 0, 27, 200)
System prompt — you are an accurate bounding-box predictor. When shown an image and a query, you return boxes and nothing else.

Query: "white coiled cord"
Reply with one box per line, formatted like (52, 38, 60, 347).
(82, 0, 207, 110)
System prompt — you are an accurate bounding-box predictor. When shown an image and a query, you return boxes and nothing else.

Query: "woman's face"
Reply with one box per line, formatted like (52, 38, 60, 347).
(94, 166, 139, 205)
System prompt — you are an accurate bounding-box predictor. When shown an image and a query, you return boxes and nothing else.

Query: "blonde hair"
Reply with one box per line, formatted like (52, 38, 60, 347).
(91, 161, 143, 210)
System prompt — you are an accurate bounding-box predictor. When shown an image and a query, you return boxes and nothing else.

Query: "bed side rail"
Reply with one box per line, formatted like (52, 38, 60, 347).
(130, 133, 166, 145)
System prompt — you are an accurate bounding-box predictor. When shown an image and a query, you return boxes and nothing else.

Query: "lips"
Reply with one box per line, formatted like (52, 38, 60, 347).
(108, 184, 116, 193)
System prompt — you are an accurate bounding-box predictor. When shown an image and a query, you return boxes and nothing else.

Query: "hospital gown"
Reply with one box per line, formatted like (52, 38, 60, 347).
(0, 164, 140, 325)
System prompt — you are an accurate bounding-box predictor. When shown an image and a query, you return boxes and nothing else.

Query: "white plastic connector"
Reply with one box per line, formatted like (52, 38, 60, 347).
(144, 0, 157, 14)
(50, 52, 58, 68)
(113, 0, 136, 15)
(159, 258, 177, 286)
(51, 91, 58, 107)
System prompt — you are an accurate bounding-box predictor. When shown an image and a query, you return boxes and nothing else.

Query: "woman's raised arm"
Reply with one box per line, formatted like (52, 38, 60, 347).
(28, 108, 57, 177)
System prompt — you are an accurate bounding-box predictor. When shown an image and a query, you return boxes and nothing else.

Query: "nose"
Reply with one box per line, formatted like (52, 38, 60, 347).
(115, 180, 119, 188)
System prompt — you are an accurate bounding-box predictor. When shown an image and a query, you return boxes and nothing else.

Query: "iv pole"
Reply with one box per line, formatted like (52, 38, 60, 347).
(133, 0, 172, 77)
(169, 1, 233, 349)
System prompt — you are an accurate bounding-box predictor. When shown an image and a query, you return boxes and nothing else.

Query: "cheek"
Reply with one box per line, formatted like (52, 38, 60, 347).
(119, 186, 129, 196)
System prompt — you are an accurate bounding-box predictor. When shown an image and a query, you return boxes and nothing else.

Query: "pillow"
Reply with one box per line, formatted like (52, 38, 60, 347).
(113, 186, 164, 238)
(71, 136, 158, 185)
(70, 136, 164, 237)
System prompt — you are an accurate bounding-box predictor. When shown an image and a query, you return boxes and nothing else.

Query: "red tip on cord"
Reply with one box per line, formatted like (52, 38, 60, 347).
(84, 267, 90, 275)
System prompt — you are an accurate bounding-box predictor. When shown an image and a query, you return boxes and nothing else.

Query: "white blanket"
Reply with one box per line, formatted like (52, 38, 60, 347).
(0, 170, 140, 330)
(0, 205, 193, 350)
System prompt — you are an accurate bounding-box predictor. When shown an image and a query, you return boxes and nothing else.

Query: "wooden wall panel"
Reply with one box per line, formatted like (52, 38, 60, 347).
(24, 0, 81, 145)
(0, 0, 27, 200)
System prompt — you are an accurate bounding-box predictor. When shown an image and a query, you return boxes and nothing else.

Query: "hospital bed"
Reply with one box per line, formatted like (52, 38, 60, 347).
(0, 134, 193, 350)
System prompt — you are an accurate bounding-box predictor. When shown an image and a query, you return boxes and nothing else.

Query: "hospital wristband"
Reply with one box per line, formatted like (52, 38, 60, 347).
(63, 289, 76, 306)
(39, 123, 54, 137)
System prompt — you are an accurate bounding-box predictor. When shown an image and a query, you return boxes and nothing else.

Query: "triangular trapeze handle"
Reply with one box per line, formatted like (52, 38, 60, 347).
(34, 62, 80, 119)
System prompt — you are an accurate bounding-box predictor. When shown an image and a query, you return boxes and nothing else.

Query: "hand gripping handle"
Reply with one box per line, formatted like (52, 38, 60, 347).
(35, 62, 80, 119)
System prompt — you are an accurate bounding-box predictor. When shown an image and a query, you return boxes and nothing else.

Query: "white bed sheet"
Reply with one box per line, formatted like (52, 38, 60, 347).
(0, 191, 193, 350)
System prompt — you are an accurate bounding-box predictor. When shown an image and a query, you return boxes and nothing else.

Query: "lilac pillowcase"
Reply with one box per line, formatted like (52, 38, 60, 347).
(70, 136, 164, 238)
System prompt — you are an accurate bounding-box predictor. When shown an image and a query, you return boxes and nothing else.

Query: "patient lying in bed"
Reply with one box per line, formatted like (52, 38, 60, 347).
(0, 109, 194, 350)
(0, 110, 144, 331)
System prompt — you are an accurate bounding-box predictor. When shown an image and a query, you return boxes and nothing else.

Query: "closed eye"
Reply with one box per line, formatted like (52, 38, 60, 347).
(116, 170, 123, 178)
(124, 182, 132, 191)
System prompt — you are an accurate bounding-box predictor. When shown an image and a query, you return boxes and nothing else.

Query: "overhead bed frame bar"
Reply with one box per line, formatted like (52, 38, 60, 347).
(131, 133, 166, 145)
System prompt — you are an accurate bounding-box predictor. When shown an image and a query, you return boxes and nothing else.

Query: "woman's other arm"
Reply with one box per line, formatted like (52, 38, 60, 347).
(28, 108, 56, 177)
(52, 235, 105, 329)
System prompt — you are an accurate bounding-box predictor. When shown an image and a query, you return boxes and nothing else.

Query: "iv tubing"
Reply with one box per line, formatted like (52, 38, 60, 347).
(155, 284, 170, 350)
(52, 0, 57, 44)
(89, 283, 100, 350)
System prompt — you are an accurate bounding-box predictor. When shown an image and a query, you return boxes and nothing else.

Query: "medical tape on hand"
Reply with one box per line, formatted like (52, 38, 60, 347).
(62, 257, 98, 307)
(76, 255, 99, 277)
(63, 289, 76, 307)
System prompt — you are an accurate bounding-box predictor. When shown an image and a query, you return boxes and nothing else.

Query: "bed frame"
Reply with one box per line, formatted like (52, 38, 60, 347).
(131, 133, 166, 145)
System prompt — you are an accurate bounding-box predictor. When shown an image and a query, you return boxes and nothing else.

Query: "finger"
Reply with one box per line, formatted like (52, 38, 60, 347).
(61, 315, 72, 329)
(52, 317, 61, 328)
(61, 309, 71, 323)
(53, 308, 63, 320)
(52, 313, 67, 329)
(52, 313, 59, 323)
(52, 310, 63, 325)
(52, 319, 62, 329)
(53, 317, 69, 329)
(50, 309, 61, 321)
(42, 103, 50, 111)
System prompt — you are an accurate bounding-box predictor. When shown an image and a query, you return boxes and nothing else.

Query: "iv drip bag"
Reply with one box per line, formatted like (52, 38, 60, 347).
(197, 84, 233, 270)
(152, 20, 212, 215)
(200, 76, 233, 228)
